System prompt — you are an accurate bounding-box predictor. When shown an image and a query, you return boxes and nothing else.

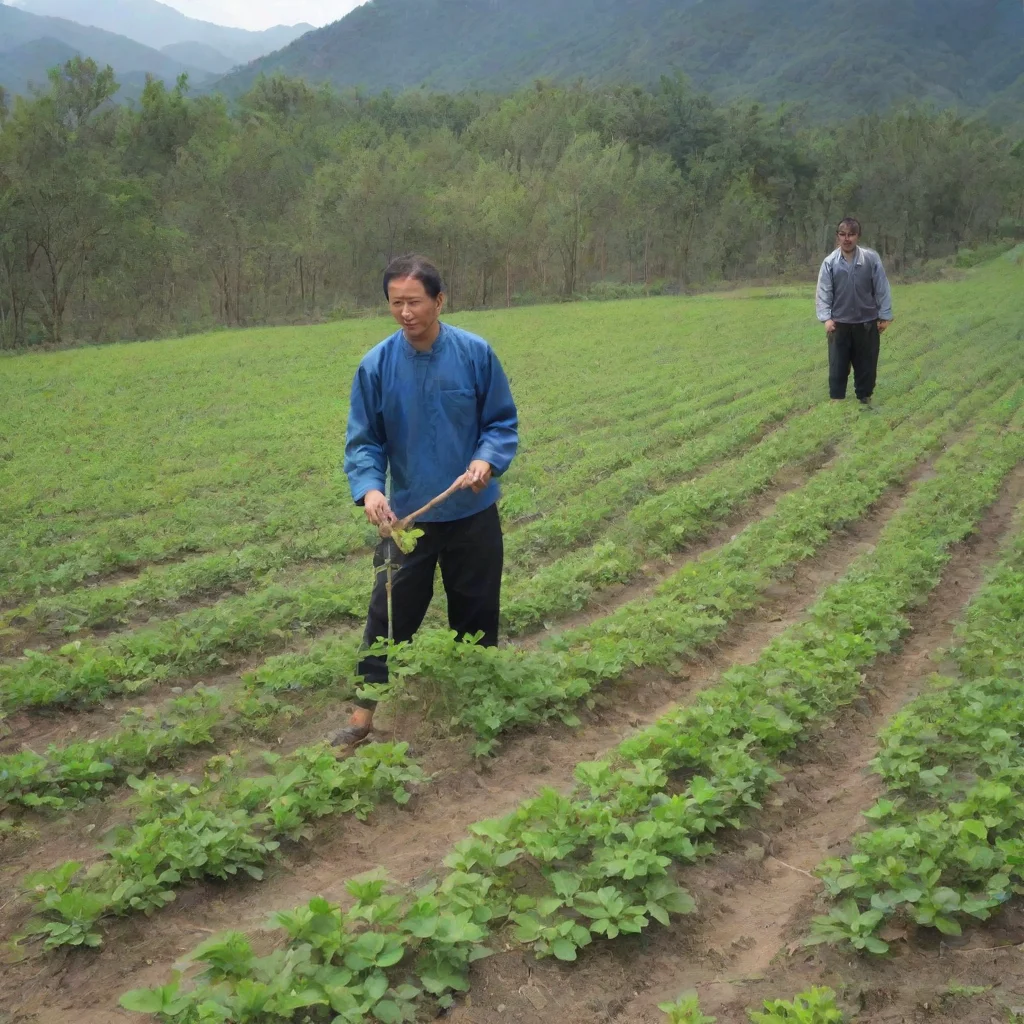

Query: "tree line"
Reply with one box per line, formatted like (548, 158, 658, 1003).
(1, 59, 1022, 348)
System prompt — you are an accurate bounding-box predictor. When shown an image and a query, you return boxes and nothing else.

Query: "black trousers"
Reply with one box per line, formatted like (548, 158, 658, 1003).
(354, 503, 503, 706)
(828, 321, 880, 401)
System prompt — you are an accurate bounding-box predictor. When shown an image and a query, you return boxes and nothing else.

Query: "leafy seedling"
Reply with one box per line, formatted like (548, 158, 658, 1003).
(390, 527, 425, 555)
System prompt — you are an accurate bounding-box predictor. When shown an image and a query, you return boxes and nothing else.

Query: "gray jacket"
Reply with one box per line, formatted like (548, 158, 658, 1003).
(816, 246, 894, 324)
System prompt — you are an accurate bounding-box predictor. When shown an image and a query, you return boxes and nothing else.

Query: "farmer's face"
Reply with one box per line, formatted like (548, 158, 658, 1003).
(837, 228, 860, 255)
(389, 276, 443, 345)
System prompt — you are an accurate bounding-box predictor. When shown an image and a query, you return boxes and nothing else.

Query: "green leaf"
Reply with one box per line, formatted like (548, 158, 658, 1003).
(118, 988, 166, 1013)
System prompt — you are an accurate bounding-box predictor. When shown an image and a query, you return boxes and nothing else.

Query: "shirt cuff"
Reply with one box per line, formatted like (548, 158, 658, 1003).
(352, 479, 386, 506)
(472, 447, 504, 476)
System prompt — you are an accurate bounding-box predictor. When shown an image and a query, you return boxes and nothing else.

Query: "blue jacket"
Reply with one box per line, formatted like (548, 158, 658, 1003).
(344, 323, 519, 522)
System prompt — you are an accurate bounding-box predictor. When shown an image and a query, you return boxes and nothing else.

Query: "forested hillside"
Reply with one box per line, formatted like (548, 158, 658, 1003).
(1, 60, 1021, 349)
(218, 0, 1024, 120)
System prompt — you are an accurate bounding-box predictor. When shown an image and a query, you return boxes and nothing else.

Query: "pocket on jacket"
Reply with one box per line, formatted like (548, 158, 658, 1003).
(439, 389, 477, 425)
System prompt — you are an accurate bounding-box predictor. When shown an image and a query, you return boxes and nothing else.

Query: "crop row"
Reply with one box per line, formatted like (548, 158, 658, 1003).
(661, 987, 845, 1024)
(0, 566, 370, 713)
(0, 484, 357, 605)
(0, 688, 226, 813)
(115, 401, 1024, 1022)
(12, 374, 1011, 905)
(810, 493, 1024, 952)
(2, 371, 1015, 816)
(0, 319, 947, 607)
(501, 333, 1002, 633)
(0, 397, 838, 715)
(4, 362, 817, 639)
(0, 322, 953, 644)
(0, 636, 365, 812)
(17, 742, 425, 951)
(380, 374, 1022, 752)
(0, 336, 808, 603)
(504, 363, 820, 570)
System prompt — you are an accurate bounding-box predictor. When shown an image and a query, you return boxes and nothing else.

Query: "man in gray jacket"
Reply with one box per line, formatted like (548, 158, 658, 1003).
(815, 218, 894, 407)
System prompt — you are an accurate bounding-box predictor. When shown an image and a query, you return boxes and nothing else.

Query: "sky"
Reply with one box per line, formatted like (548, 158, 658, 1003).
(162, 0, 366, 31)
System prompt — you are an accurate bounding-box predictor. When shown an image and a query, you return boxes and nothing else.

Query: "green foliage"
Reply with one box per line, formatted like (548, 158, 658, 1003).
(17, 743, 425, 949)
(0, 687, 224, 811)
(0, 570, 368, 713)
(811, 479, 1024, 951)
(119, 884, 495, 1021)
(377, 356, 1020, 753)
(2, 42, 1021, 352)
(747, 987, 844, 1024)
(389, 527, 424, 555)
(124, 386, 1024, 1019)
(659, 991, 717, 1024)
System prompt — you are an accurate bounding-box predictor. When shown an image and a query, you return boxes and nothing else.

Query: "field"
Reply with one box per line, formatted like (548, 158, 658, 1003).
(2, 256, 1024, 1024)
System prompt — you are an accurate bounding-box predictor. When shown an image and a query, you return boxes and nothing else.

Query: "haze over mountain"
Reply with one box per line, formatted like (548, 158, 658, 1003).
(0, 3, 212, 97)
(159, 40, 236, 75)
(10, 0, 314, 63)
(213, 0, 1024, 120)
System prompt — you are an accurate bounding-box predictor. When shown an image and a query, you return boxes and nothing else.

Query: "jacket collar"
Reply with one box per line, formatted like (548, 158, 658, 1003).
(399, 322, 448, 359)
(835, 246, 864, 267)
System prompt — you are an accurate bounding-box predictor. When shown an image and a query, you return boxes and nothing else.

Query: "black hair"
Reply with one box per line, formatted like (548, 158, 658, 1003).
(382, 254, 445, 300)
(837, 217, 862, 236)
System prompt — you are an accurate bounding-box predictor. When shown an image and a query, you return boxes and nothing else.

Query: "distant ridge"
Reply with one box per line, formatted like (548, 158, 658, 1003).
(14, 0, 314, 63)
(160, 40, 236, 75)
(0, 3, 212, 97)
(210, 0, 1024, 120)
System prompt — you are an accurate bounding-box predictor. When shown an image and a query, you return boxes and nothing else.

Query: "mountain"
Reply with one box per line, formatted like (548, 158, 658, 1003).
(211, 0, 1024, 119)
(0, 36, 79, 95)
(13, 0, 315, 63)
(160, 40, 235, 75)
(0, 3, 212, 96)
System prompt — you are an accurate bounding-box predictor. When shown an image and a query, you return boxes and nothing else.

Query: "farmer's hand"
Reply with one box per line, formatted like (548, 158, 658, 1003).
(363, 489, 396, 527)
(825, 319, 837, 334)
(878, 319, 892, 333)
(460, 460, 493, 494)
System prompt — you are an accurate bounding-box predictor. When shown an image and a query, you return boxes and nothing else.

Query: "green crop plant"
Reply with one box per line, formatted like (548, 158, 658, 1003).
(375, 373, 1022, 753)
(661, 987, 845, 1024)
(2, 520, 372, 634)
(0, 688, 225, 811)
(660, 991, 718, 1024)
(17, 743, 426, 950)
(0, 254, 1018, 1024)
(122, 400, 1024, 1019)
(810, 493, 1024, 951)
(500, 326, 1007, 635)
(0, 565, 370, 713)
(0, 295, 826, 603)
(748, 988, 845, 1024)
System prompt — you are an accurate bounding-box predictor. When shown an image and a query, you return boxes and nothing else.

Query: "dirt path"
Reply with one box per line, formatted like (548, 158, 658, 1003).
(432, 463, 1024, 1024)
(0, 458, 931, 1024)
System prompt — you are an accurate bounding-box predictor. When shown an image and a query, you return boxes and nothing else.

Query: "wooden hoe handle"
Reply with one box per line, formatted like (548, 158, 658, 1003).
(378, 478, 465, 539)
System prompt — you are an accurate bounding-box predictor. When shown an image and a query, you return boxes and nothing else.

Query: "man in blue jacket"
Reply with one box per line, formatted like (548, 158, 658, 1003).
(334, 254, 519, 747)
(816, 218, 894, 407)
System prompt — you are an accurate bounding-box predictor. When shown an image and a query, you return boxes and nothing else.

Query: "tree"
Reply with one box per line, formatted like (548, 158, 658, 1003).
(4, 58, 122, 344)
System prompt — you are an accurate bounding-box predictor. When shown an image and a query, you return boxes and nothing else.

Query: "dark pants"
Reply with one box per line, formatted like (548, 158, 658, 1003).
(354, 503, 503, 707)
(829, 321, 880, 401)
